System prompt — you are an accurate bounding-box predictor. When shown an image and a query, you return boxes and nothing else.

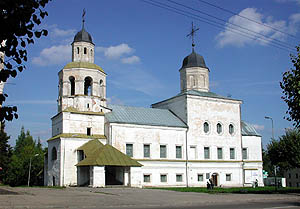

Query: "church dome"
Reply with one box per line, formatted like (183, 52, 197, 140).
(182, 49, 207, 69)
(73, 27, 93, 44)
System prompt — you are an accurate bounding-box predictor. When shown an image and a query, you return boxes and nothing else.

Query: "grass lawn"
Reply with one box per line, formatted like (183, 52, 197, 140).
(151, 186, 300, 194)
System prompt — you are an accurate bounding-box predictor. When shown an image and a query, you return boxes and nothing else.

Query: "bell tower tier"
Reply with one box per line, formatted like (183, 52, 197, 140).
(179, 49, 209, 92)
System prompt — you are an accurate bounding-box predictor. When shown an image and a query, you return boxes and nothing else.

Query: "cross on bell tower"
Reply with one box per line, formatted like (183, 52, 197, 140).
(186, 22, 199, 51)
(82, 8, 86, 29)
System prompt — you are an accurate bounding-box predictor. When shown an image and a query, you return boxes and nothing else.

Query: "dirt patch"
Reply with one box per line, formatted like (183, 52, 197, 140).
(0, 188, 19, 195)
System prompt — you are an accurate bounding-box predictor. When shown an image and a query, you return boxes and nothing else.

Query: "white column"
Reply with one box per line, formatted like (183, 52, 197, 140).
(92, 166, 105, 187)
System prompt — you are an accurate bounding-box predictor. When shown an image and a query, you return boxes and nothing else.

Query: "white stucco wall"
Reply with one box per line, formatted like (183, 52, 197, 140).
(62, 112, 105, 135)
(92, 166, 105, 187)
(109, 123, 187, 160)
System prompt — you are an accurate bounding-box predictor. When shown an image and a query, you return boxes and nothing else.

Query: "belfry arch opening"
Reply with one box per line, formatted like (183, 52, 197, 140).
(84, 77, 93, 96)
(69, 76, 75, 96)
(99, 79, 103, 97)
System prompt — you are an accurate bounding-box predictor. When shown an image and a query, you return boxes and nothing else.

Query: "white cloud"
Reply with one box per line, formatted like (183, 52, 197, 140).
(107, 96, 124, 105)
(252, 124, 265, 131)
(121, 55, 140, 64)
(52, 27, 76, 37)
(32, 45, 71, 66)
(101, 43, 134, 59)
(216, 8, 300, 47)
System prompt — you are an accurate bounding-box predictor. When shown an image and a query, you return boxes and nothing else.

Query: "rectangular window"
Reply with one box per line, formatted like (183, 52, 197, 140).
(296, 173, 299, 179)
(160, 174, 167, 182)
(206, 173, 210, 179)
(143, 174, 150, 183)
(160, 145, 167, 158)
(289, 173, 291, 178)
(176, 146, 182, 159)
(242, 148, 248, 160)
(204, 147, 210, 159)
(77, 150, 84, 162)
(87, 127, 91, 136)
(198, 174, 204, 182)
(230, 148, 235, 159)
(176, 174, 183, 182)
(126, 144, 133, 157)
(226, 174, 232, 181)
(144, 144, 150, 158)
(217, 148, 223, 159)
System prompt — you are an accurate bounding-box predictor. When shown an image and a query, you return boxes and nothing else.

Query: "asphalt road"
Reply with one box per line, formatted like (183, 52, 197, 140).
(0, 186, 299, 209)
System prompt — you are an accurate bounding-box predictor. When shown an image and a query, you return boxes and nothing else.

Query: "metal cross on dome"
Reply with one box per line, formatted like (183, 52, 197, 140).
(82, 8, 86, 29)
(186, 22, 199, 50)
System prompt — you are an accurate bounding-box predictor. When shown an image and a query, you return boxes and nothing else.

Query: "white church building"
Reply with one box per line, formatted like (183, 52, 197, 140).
(45, 22, 263, 188)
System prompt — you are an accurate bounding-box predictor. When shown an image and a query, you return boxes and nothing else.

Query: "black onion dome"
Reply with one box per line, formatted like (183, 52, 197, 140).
(182, 49, 207, 69)
(73, 27, 93, 44)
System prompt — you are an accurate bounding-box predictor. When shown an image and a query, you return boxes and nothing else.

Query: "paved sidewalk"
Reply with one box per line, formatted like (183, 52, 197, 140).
(0, 186, 299, 209)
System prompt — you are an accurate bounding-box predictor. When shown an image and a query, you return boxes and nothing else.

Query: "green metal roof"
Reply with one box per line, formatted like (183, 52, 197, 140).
(47, 133, 106, 142)
(241, 121, 261, 137)
(76, 139, 142, 167)
(63, 62, 105, 74)
(106, 105, 187, 128)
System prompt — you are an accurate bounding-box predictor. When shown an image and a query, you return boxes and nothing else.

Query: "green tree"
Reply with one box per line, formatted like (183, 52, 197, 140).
(267, 128, 300, 170)
(280, 45, 300, 128)
(4, 127, 44, 186)
(0, 0, 50, 122)
(0, 122, 12, 183)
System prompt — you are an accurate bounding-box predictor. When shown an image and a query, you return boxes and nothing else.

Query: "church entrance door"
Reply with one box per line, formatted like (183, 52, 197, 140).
(212, 173, 218, 187)
(105, 166, 124, 185)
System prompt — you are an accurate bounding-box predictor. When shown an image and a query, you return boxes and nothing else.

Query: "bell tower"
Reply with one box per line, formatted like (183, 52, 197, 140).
(56, 11, 107, 114)
(179, 23, 209, 93)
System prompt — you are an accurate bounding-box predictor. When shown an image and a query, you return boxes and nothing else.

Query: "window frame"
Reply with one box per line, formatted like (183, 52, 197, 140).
(126, 143, 133, 157)
(176, 174, 183, 182)
(160, 144, 167, 158)
(198, 174, 204, 182)
(51, 147, 57, 161)
(144, 144, 150, 158)
(160, 174, 167, 183)
(203, 121, 210, 134)
(217, 122, 223, 134)
(229, 124, 234, 135)
(143, 174, 151, 183)
(230, 148, 235, 159)
(217, 147, 223, 159)
(204, 147, 210, 159)
(176, 145, 182, 159)
(226, 174, 232, 181)
(242, 148, 248, 160)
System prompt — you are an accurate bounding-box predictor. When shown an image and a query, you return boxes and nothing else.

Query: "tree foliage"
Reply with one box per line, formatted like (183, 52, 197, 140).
(267, 128, 300, 170)
(0, 122, 12, 183)
(0, 0, 50, 122)
(280, 45, 300, 128)
(4, 126, 44, 186)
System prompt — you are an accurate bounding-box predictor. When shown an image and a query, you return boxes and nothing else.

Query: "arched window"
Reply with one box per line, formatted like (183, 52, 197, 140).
(99, 79, 103, 97)
(229, 124, 234, 135)
(69, 76, 75, 96)
(91, 49, 93, 56)
(84, 47, 87, 54)
(84, 77, 93, 96)
(52, 147, 57, 161)
(77, 47, 79, 54)
(204, 122, 209, 133)
(217, 123, 222, 134)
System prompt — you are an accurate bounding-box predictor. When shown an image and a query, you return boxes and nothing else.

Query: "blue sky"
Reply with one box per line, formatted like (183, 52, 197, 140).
(4, 0, 300, 147)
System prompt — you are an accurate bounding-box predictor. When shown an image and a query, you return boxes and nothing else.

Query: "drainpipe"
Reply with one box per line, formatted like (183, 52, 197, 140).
(185, 127, 189, 188)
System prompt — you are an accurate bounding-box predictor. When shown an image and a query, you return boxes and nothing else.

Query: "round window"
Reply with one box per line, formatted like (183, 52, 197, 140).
(204, 122, 209, 133)
(229, 124, 234, 135)
(217, 123, 222, 134)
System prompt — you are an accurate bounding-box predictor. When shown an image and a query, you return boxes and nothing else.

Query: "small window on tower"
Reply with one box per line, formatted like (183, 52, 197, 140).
(87, 127, 91, 136)
(91, 49, 93, 56)
(77, 47, 79, 54)
(84, 47, 87, 54)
